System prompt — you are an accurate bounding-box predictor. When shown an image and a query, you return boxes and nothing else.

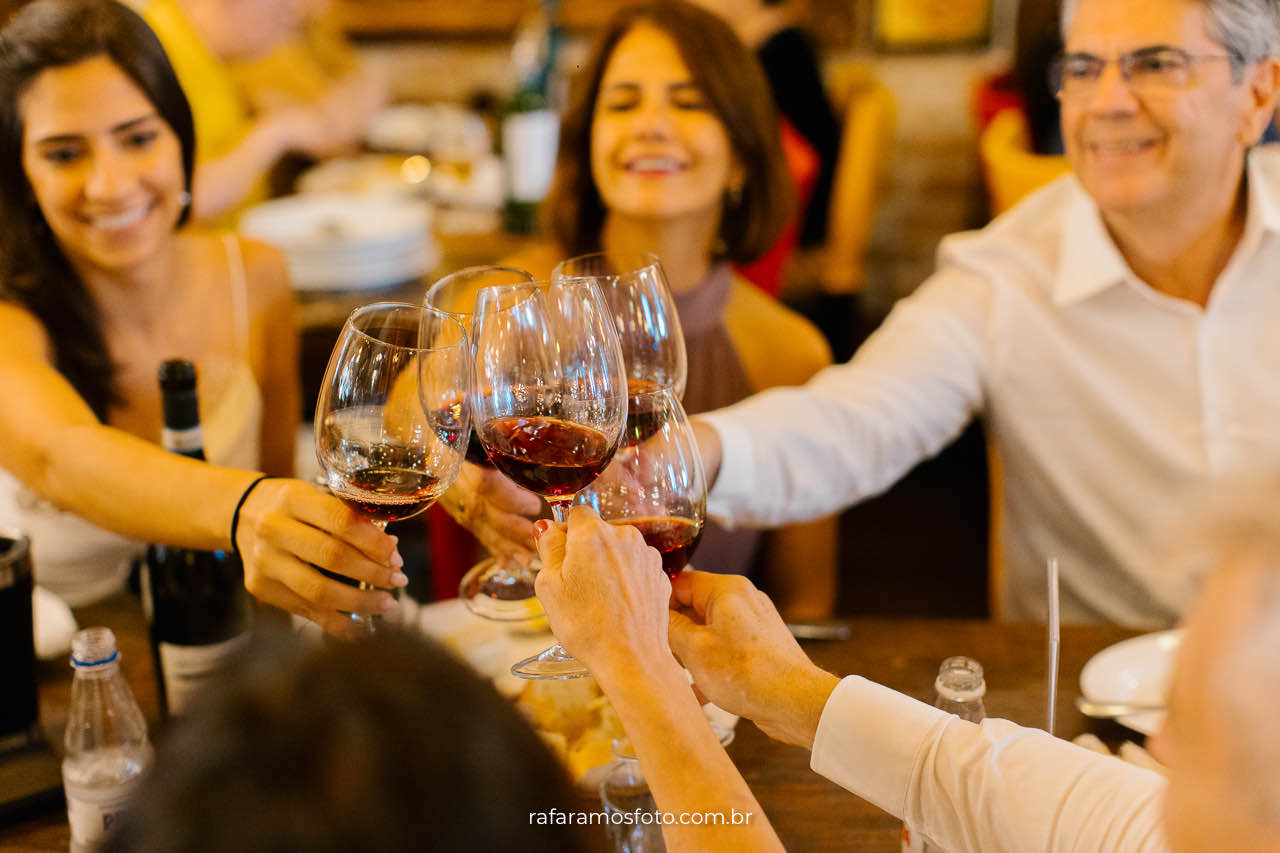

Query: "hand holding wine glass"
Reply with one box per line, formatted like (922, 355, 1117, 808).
(471, 279, 628, 676)
(531, 506, 672, 677)
(231, 477, 408, 639)
(316, 302, 470, 629)
(425, 266, 547, 618)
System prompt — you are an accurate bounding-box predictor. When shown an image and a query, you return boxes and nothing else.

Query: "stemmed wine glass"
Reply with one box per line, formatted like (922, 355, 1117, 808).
(553, 251, 686, 399)
(471, 279, 628, 678)
(574, 389, 706, 581)
(316, 302, 471, 631)
(579, 390, 713, 756)
(424, 265, 546, 621)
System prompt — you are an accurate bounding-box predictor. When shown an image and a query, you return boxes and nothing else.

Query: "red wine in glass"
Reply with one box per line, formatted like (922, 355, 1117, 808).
(480, 416, 616, 498)
(331, 466, 445, 524)
(432, 398, 493, 467)
(617, 516, 703, 580)
(625, 378, 668, 445)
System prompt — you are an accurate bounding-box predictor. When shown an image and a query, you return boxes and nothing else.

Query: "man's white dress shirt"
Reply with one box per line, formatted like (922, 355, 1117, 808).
(703, 149, 1280, 625)
(812, 677, 1168, 851)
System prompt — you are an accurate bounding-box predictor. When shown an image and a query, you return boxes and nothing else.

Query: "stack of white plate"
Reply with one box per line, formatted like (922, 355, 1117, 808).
(239, 192, 439, 291)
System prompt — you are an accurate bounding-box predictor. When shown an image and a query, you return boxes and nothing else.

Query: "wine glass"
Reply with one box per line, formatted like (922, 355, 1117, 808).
(553, 251, 686, 401)
(471, 279, 628, 678)
(425, 265, 546, 621)
(574, 389, 706, 581)
(316, 302, 470, 631)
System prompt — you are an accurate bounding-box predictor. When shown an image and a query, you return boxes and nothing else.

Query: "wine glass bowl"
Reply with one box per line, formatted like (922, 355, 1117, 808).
(553, 251, 686, 399)
(470, 279, 628, 677)
(575, 389, 706, 581)
(425, 266, 536, 468)
(315, 302, 470, 629)
(425, 267, 556, 621)
(470, 280, 627, 520)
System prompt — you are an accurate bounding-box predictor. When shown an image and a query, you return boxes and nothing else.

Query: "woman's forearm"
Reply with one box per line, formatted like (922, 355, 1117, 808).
(41, 422, 262, 549)
(595, 660, 785, 853)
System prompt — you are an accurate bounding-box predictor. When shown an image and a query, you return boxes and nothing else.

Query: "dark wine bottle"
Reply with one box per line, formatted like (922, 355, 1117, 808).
(142, 359, 252, 718)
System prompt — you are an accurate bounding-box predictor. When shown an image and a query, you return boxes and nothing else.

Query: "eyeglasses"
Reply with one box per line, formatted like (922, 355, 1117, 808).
(1049, 46, 1240, 99)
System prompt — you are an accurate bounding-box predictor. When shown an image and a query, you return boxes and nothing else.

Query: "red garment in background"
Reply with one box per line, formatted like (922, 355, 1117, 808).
(425, 503, 474, 601)
(735, 118, 818, 297)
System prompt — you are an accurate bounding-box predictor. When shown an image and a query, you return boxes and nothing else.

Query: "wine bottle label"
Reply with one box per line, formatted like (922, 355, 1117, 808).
(64, 776, 140, 846)
(158, 633, 250, 715)
(161, 425, 204, 455)
(502, 108, 559, 202)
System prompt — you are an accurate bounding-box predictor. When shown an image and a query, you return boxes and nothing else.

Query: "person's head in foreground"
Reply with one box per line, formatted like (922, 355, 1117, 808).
(109, 629, 589, 852)
(0, 0, 195, 419)
(546, 0, 792, 265)
(1148, 489, 1280, 851)
(1056, 0, 1280, 219)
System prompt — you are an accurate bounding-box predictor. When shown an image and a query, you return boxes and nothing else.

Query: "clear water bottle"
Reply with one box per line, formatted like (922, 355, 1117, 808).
(62, 627, 153, 852)
(600, 751, 666, 852)
(902, 656, 986, 853)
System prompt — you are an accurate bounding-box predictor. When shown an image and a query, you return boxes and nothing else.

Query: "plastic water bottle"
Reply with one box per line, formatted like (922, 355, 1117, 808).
(902, 656, 987, 853)
(62, 627, 153, 852)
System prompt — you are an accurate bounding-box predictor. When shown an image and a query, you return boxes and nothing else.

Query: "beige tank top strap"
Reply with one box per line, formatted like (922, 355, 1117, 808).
(221, 232, 250, 358)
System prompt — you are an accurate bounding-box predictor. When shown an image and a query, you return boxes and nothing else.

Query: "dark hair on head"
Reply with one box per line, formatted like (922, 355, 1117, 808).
(0, 0, 195, 421)
(109, 628, 591, 853)
(546, 0, 794, 265)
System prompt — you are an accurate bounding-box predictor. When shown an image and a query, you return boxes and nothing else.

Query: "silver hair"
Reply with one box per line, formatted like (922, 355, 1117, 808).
(1060, 0, 1280, 64)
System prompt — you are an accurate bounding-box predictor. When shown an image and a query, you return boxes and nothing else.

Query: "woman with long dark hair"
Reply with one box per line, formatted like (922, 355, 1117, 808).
(0, 0, 402, 635)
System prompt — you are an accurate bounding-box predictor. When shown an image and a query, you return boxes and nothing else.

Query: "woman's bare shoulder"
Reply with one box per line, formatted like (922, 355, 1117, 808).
(0, 300, 51, 360)
(724, 277, 832, 390)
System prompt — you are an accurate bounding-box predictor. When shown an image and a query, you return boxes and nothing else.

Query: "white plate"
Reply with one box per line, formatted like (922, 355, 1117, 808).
(239, 193, 430, 254)
(1079, 629, 1182, 735)
(285, 241, 438, 291)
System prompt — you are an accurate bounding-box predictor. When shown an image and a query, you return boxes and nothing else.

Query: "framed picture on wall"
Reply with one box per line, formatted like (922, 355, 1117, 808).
(872, 0, 993, 52)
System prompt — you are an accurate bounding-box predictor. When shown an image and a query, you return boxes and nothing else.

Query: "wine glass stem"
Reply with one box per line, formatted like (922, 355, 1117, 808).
(355, 519, 390, 633)
(549, 500, 571, 523)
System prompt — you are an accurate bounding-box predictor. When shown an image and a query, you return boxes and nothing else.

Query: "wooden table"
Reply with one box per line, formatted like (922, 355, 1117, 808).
(0, 596, 1139, 852)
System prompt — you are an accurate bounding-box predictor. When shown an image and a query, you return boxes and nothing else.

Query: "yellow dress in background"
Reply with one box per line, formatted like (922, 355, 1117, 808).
(229, 11, 359, 106)
(136, 0, 268, 221)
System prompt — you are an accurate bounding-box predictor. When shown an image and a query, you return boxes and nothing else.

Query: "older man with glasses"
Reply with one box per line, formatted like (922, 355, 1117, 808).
(691, 0, 1280, 628)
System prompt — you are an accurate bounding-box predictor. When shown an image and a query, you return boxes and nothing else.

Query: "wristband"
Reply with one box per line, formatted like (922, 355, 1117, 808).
(231, 474, 275, 561)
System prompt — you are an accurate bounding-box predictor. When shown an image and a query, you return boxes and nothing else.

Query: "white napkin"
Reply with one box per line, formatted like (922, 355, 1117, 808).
(34, 584, 77, 661)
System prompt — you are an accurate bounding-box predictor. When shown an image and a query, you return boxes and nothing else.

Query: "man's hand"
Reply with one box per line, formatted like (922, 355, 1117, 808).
(441, 462, 541, 563)
(533, 506, 673, 678)
(669, 571, 839, 748)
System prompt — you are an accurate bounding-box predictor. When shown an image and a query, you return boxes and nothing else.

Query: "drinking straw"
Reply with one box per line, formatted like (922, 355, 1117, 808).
(1046, 557, 1061, 736)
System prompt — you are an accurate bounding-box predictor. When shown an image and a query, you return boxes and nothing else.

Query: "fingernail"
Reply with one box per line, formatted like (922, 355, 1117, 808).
(390, 549, 404, 568)
(390, 535, 399, 544)
(533, 519, 550, 538)
(380, 595, 399, 614)
(391, 571, 408, 587)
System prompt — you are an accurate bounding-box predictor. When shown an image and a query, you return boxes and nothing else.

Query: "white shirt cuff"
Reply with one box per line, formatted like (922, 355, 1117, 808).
(810, 675, 950, 819)
(696, 410, 757, 528)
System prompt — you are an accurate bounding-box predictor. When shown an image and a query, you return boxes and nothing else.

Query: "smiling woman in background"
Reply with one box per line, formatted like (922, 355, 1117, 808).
(504, 0, 838, 619)
(0, 0, 403, 635)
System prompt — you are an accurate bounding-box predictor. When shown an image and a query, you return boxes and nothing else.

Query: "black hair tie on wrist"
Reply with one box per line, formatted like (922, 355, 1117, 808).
(231, 474, 275, 562)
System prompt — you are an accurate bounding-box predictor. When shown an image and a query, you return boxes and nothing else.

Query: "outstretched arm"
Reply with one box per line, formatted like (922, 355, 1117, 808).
(0, 303, 403, 638)
(668, 570, 1168, 852)
(533, 508, 783, 853)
